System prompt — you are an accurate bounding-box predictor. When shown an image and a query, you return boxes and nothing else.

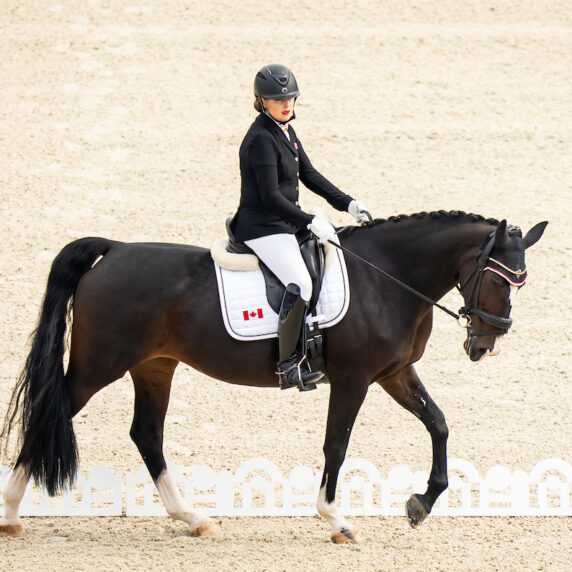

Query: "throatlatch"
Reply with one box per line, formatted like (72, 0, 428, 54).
(277, 284, 325, 391)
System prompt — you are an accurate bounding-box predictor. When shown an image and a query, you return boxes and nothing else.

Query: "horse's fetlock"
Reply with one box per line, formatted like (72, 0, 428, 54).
(433, 474, 448, 494)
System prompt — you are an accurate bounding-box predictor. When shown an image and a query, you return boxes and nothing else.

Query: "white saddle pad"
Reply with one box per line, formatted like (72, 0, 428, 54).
(214, 247, 350, 341)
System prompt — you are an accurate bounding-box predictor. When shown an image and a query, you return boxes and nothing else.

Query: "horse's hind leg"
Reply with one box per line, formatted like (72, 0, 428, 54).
(0, 465, 29, 537)
(1, 366, 119, 537)
(379, 365, 449, 528)
(129, 357, 217, 538)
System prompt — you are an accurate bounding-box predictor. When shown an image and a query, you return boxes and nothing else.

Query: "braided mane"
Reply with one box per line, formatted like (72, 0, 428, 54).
(370, 210, 499, 226)
(338, 210, 505, 238)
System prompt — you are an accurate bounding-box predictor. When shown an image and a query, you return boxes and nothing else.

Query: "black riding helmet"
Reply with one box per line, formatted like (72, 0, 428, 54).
(254, 64, 300, 100)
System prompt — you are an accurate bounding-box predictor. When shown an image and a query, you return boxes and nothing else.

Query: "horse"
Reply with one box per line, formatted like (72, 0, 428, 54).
(0, 210, 547, 543)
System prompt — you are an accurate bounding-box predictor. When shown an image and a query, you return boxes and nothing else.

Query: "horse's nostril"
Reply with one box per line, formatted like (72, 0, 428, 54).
(469, 347, 491, 362)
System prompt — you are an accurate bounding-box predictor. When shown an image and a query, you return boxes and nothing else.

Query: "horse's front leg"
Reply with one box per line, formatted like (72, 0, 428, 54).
(379, 365, 449, 527)
(317, 380, 369, 544)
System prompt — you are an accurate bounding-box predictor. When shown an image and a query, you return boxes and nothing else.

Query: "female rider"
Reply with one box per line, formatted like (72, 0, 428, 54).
(230, 64, 370, 390)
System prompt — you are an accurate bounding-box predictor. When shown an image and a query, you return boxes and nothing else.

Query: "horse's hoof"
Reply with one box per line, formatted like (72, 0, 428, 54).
(331, 527, 360, 544)
(189, 519, 218, 538)
(0, 522, 25, 538)
(406, 494, 428, 528)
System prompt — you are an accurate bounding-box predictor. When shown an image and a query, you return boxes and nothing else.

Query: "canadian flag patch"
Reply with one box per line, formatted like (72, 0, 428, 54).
(243, 308, 264, 321)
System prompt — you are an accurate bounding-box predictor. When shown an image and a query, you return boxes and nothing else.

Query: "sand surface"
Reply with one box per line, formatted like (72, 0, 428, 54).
(1, 1, 571, 570)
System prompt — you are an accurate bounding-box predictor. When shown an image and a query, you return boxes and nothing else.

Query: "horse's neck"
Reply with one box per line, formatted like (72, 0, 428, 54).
(347, 219, 493, 300)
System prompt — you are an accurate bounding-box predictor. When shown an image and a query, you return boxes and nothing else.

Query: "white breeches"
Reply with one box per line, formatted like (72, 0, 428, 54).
(245, 233, 312, 302)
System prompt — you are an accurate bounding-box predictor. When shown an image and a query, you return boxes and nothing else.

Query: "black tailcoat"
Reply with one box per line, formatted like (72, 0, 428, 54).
(231, 113, 353, 242)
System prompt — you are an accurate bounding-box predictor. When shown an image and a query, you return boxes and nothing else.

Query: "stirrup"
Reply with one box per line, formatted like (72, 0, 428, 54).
(277, 355, 324, 392)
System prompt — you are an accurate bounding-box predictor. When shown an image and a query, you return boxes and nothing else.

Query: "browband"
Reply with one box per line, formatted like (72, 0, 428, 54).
(485, 257, 527, 286)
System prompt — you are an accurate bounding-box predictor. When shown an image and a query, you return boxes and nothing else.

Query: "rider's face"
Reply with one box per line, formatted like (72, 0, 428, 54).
(262, 97, 295, 122)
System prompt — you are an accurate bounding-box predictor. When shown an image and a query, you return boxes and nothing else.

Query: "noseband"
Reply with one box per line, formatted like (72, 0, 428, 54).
(457, 278, 514, 338)
(457, 230, 521, 340)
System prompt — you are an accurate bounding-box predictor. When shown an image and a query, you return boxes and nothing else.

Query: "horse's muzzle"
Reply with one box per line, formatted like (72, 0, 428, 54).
(463, 337, 491, 361)
(460, 305, 513, 361)
(463, 330, 504, 361)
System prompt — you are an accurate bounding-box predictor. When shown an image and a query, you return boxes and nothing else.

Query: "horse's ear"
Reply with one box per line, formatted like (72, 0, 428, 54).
(494, 219, 509, 248)
(524, 221, 548, 249)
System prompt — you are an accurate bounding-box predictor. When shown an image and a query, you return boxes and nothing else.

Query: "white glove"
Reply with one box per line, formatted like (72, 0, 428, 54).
(307, 217, 336, 244)
(348, 199, 370, 223)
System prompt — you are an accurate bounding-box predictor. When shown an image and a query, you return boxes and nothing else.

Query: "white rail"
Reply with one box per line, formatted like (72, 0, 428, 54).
(1, 458, 570, 517)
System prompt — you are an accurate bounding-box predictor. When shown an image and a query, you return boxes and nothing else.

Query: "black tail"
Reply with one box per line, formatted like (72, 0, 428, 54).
(1, 237, 113, 495)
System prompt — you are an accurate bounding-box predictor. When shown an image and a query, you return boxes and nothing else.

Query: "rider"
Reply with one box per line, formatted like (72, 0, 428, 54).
(229, 64, 370, 389)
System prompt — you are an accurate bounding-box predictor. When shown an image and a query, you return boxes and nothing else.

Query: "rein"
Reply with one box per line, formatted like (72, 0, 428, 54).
(328, 224, 514, 337)
(328, 240, 461, 322)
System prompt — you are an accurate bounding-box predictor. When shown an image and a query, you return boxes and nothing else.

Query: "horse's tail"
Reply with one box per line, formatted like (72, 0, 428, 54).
(1, 237, 114, 496)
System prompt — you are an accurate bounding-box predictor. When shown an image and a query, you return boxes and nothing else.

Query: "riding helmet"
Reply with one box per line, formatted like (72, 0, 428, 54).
(254, 64, 300, 100)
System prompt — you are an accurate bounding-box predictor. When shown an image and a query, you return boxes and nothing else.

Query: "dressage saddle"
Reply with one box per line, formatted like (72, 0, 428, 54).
(224, 217, 326, 314)
(224, 217, 327, 376)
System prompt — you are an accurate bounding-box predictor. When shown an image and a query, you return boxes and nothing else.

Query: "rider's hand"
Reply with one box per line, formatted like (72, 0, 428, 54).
(348, 199, 370, 223)
(307, 217, 336, 244)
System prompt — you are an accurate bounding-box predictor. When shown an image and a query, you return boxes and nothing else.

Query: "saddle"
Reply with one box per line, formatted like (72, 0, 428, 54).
(224, 218, 326, 314)
(224, 218, 327, 371)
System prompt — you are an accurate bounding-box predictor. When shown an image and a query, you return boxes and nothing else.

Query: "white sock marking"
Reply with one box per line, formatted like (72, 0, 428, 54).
(1, 466, 29, 523)
(316, 477, 351, 534)
(155, 468, 208, 530)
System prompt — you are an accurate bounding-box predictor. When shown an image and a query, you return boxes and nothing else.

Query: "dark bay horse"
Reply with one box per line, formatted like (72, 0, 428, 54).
(0, 211, 547, 543)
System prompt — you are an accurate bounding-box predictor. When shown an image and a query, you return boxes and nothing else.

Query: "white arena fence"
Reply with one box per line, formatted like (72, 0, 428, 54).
(1, 458, 570, 517)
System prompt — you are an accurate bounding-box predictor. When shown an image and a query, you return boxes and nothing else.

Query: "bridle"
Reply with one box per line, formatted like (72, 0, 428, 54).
(329, 222, 525, 355)
(456, 230, 516, 339)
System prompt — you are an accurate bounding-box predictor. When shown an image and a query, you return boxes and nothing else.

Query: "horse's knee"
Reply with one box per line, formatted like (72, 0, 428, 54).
(435, 419, 449, 441)
(428, 412, 449, 441)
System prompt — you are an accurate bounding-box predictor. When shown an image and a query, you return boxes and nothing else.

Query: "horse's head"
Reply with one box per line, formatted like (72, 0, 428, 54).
(459, 219, 548, 362)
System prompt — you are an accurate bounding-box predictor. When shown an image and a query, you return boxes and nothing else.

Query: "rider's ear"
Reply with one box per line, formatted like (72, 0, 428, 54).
(523, 221, 548, 249)
(493, 220, 509, 248)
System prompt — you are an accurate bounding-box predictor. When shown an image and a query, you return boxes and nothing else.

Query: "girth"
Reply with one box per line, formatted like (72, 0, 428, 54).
(224, 217, 326, 314)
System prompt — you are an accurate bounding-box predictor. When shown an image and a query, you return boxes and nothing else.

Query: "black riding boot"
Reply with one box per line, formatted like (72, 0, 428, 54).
(277, 284, 325, 391)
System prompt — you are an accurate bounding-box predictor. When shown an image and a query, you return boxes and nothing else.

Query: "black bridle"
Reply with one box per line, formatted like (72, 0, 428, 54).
(328, 225, 516, 347)
(456, 230, 514, 339)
